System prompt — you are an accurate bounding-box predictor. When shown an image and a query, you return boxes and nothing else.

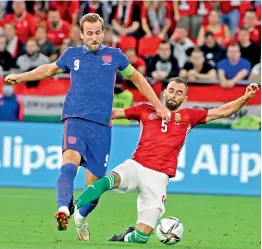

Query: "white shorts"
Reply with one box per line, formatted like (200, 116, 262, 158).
(112, 159, 169, 228)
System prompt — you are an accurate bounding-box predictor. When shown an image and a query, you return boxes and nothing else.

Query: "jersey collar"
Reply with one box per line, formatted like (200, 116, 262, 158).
(83, 44, 105, 54)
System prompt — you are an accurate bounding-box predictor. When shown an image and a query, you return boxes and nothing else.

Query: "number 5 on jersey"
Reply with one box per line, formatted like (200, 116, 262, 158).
(161, 120, 168, 132)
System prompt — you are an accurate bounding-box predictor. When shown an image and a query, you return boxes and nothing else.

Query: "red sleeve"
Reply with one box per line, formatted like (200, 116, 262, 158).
(70, 1, 80, 14)
(141, 4, 147, 19)
(188, 109, 208, 128)
(124, 103, 145, 120)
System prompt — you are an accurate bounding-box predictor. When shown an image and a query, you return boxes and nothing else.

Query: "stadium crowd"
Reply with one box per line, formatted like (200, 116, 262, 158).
(0, 1, 261, 86)
(0, 0, 261, 122)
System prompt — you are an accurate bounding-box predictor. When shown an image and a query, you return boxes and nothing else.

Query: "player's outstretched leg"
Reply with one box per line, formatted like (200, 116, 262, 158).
(73, 170, 120, 241)
(55, 149, 81, 231)
(74, 172, 118, 210)
(108, 223, 152, 244)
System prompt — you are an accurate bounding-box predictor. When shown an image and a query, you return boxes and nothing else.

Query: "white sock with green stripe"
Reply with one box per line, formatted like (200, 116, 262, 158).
(75, 173, 116, 209)
(124, 229, 150, 244)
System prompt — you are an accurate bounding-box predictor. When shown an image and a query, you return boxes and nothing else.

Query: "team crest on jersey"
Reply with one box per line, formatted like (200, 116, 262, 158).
(102, 54, 112, 64)
(68, 136, 77, 144)
(148, 112, 158, 120)
(174, 113, 181, 124)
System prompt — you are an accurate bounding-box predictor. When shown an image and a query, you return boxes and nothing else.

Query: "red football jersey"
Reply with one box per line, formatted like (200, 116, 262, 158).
(125, 103, 208, 177)
(2, 12, 36, 43)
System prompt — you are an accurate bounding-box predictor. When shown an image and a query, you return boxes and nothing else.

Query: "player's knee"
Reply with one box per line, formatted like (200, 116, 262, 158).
(63, 149, 81, 165)
(111, 171, 121, 188)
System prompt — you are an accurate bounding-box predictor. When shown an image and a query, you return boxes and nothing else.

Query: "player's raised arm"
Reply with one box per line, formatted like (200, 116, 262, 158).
(205, 83, 259, 122)
(117, 49, 170, 121)
(4, 48, 70, 85)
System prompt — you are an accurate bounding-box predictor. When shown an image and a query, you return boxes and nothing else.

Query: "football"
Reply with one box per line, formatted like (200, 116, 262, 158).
(155, 216, 184, 245)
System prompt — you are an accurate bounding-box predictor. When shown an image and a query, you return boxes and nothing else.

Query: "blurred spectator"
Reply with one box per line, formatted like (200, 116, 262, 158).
(80, 1, 116, 26)
(111, 0, 140, 37)
(197, 10, 231, 46)
(16, 38, 50, 72)
(46, 8, 70, 47)
(248, 63, 261, 82)
(173, 0, 204, 40)
(35, 25, 57, 62)
(179, 48, 216, 82)
(240, 9, 261, 45)
(103, 26, 120, 48)
(200, 31, 226, 67)
(141, 1, 171, 39)
(202, 1, 221, 25)
(238, 27, 260, 67)
(0, 35, 14, 71)
(147, 41, 179, 84)
(4, 23, 25, 61)
(220, 1, 241, 36)
(217, 43, 251, 88)
(33, 0, 49, 24)
(0, 83, 23, 121)
(125, 48, 146, 76)
(58, 41, 69, 57)
(169, 24, 194, 68)
(80, 1, 104, 18)
(49, 1, 80, 26)
(2, 0, 36, 43)
(68, 25, 83, 47)
(0, 1, 6, 23)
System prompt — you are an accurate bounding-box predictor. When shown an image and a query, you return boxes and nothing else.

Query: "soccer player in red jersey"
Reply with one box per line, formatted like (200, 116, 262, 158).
(74, 77, 258, 244)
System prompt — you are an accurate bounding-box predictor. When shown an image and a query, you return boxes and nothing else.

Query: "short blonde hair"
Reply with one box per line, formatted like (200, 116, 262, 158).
(80, 13, 104, 33)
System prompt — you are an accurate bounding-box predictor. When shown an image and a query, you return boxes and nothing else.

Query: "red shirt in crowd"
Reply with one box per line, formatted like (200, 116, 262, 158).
(46, 21, 70, 46)
(49, 1, 80, 24)
(2, 12, 36, 43)
(178, 0, 199, 16)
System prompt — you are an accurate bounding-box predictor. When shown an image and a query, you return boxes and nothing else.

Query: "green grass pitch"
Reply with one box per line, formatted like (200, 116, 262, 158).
(0, 188, 260, 249)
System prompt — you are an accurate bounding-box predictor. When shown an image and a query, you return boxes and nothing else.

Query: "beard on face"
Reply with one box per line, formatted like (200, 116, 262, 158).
(165, 99, 182, 111)
(87, 42, 100, 51)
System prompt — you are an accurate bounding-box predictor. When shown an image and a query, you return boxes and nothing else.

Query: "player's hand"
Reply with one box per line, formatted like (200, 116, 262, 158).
(156, 105, 171, 122)
(245, 83, 259, 99)
(4, 74, 22, 85)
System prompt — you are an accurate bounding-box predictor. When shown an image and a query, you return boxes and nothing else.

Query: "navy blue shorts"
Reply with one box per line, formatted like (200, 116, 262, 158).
(62, 118, 111, 178)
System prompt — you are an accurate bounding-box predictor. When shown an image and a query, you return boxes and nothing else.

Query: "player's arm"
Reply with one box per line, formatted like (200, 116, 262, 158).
(112, 104, 145, 120)
(111, 109, 126, 119)
(5, 48, 70, 85)
(121, 66, 168, 115)
(206, 83, 258, 122)
(5, 63, 64, 84)
(118, 49, 170, 121)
